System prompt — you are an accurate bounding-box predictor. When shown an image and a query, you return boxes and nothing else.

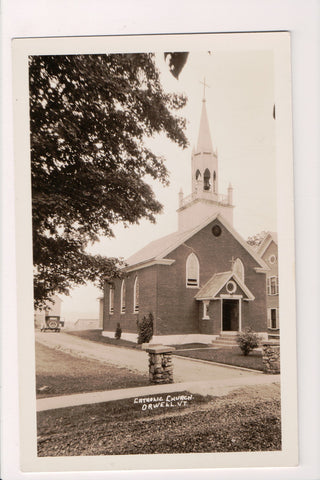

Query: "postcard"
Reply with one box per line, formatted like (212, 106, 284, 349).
(12, 31, 297, 473)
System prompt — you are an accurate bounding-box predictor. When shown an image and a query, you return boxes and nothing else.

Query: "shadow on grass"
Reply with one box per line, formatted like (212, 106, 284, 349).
(37, 384, 281, 456)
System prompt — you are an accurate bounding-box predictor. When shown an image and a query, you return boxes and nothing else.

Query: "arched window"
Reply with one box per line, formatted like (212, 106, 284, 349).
(233, 258, 244, 282)
(109, 284, 115, 314)
(203, 168, 211, 190)
(120, 280, 126, 314)
(195, 169, 201, 180)
(133, 276, 139, 313)
(186, 253, 200, 287)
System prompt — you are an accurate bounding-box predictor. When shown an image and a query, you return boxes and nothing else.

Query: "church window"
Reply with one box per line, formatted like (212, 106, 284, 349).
(267, 276, 279, 295)
(226, 280, 237, 294)
(213, 170, 216, 192)
(109, 285, 115, 314)
(133, 276, 139, 313)
(233, 258, 244, 282)
(269, 254, 277, 264)
(186, 253, 200, 287)
(203, 168, 211, 190)
(268, 308, 279, 329)
(120, 280, 126, 313)
(212, 224, 222, 237)
(195, 169, 201, 180)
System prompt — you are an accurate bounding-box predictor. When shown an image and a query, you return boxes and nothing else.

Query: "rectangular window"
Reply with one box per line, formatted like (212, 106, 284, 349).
(268, 308, 279, 329)
(271, 309, 277, 329)
(267, 276, 279, 295)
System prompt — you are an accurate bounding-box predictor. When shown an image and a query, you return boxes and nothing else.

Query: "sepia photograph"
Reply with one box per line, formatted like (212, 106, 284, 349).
(12, 32, 298, 473)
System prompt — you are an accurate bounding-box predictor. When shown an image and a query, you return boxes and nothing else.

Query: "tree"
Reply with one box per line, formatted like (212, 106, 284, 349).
(164, 52, 189, 79)
(29, 54, 188, 308)
(247, 231, 268, 248)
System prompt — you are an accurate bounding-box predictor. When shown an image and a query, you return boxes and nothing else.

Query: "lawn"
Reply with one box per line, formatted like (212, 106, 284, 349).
(37, 383, 281, 456)
(173, 346, 264, 371)
(66, 329, 139, 349)
(66, 330, 263, 371)
(36, 342, 150, 398)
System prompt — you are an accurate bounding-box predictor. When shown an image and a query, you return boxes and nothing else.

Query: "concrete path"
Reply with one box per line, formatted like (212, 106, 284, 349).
(35, 331, 280, 412)
(37, 375, 280, 412)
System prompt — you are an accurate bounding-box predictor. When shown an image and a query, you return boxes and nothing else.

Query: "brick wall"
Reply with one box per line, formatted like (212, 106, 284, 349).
(103, 266, 158, 335)
(157, 218, 267, 335)
(103, 217, 268, 336)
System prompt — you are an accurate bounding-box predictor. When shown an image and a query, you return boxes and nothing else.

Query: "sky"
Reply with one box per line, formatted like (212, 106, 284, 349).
(59, 49, 277, 323)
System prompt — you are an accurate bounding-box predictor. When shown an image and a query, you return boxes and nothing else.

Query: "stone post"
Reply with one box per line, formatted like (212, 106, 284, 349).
(262, 341, 280, 374)
(146, 345, 175, 384)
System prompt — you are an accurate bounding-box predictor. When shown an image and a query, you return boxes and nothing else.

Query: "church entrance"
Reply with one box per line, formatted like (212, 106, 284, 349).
(222, 299, 239, 331)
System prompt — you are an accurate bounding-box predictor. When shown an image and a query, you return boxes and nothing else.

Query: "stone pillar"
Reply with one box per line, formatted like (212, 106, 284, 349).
(146, 346, 175, 384)
(262, 341, 280, 374)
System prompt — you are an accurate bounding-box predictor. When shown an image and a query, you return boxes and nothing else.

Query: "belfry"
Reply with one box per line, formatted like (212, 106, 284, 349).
(177, 89, 234, 231)
(103, 87, 271, 345)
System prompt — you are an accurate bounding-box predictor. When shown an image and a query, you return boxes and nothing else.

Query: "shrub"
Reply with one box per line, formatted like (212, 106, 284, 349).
(236, 328, 261, 356)
(114, 323, 122, 340)
(137, 313, 153, 344)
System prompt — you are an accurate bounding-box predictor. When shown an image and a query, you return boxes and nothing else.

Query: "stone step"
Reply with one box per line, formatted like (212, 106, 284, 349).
(212, 343, 238, 348)
(212, 340, 238, 346)
(211, 334, 239, 348)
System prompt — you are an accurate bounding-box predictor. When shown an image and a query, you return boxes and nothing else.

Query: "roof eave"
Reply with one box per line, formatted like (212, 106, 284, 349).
(124, 258, 175, 273)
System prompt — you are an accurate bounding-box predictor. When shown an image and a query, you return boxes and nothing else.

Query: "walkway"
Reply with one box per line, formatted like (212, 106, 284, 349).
(35, 332, 280, 412)
(37, 374, 280, 412)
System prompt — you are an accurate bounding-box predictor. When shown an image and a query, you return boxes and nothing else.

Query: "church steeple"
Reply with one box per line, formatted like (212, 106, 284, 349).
(191, 91, 218, 196)
(196, 98, 213, 154)
(177, 90, 234, 232)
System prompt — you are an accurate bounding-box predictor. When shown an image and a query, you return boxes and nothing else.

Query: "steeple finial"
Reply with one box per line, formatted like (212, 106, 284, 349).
(196, 84, 213, 153)
(200, 77, 210, 102)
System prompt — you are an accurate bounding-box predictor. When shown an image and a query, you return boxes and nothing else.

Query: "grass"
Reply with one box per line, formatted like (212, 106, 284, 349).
(37, 383, 281, 456)
(66, 329, 140, 349)
(173, 347, 264, 371)
(66, 330, 263, 370)
(36, 342, 150, 398)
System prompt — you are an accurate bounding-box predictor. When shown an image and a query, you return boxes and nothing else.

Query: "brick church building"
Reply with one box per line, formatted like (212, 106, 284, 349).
(103, 94, 270, 344)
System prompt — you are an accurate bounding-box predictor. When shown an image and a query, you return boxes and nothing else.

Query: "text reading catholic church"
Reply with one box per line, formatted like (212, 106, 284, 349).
(102, 89, 279, 345)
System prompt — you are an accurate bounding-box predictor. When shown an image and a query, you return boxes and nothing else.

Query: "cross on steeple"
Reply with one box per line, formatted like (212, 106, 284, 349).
(200, 77, 210, 101)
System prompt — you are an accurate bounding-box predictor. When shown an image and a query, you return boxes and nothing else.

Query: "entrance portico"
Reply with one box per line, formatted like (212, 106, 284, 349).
(195, 271, 254, 335)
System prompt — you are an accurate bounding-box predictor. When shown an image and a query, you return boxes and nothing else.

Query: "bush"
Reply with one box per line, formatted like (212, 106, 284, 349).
(114, 323, 122, 340)
(137, 313, 153, 344)
(236, 328, 261, 356)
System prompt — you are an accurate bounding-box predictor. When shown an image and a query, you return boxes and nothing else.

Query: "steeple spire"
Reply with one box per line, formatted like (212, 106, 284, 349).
(196, 80, 213, 153)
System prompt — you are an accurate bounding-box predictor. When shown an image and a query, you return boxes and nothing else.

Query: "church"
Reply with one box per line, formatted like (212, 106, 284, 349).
(102, 93, 270, 344)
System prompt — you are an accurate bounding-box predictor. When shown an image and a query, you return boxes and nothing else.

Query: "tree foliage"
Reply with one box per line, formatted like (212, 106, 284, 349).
(164, 52, 189, 79)
(137, 313, 154, 344)
(247, 231, 268, 247)
(29, 54, 188, 307)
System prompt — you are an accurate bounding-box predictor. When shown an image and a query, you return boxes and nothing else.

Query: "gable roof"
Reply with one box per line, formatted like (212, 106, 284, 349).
(257, 231, 278, 257)
(125, 213, 269, 271)
(126, 229, 188, 267)
(195, 271, 255, 301)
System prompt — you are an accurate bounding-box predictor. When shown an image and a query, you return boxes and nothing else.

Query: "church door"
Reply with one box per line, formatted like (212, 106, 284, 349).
(222, 299, 239, 331)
